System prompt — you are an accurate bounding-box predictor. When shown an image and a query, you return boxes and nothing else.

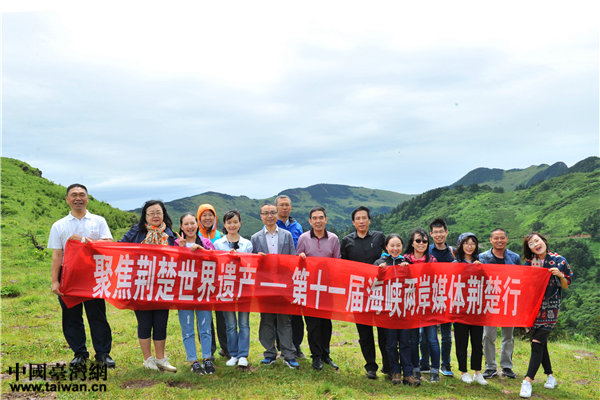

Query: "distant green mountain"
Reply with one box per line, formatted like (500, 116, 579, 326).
(371, 169, 600, 248)
(136, 184, 416, 237)
(449, 157, 599, 190)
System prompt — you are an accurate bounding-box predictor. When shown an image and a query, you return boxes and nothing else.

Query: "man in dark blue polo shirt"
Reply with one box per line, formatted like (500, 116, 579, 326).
(420, 218, 456, 377)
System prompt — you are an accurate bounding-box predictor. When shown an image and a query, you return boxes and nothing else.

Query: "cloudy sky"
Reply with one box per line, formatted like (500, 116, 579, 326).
(3, 1, 598, 211)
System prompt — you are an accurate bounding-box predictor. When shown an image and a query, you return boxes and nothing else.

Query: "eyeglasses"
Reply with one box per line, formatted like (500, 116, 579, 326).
(261, 211, 277, 216)
(463, 242, 476, 248)
(414, 239, 428, 244)
(146, 211, 163, 217)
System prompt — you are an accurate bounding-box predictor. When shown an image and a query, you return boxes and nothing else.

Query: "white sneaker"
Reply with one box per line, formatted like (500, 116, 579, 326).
(226, 357, 239, 367)
(461, 373, 473, 383)
(473, 373, 489, 386)
(143, 356, 158, 370)
(520, 380, 532, 398)
(238, 357, 248, 367)
(544, 375, 557, 389)
(155, 357, 177, 372)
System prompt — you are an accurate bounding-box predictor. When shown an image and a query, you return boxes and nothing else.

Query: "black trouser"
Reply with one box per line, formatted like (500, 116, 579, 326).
(454, 322, 483, 372)
(526, 328, 553, 379)
(356, 323, 389, 373)
(291, 315, 305, 351)
(59, 296, 112, 360)
(211, 311, 228, 355)
(305, 316, 331, 360)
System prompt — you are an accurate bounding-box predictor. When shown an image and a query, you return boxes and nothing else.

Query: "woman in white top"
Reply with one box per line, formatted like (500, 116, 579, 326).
(213, 210, 253, 367)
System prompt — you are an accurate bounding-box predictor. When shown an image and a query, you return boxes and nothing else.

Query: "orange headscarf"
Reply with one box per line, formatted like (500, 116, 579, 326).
(197, 204, 218, 239)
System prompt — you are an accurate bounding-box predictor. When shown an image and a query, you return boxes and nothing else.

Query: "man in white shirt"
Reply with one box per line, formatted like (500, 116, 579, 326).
(251, 202, 298, 369)
(48, 184, 115, 368)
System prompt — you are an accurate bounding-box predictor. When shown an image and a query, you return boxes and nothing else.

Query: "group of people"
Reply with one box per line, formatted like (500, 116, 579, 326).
(49, 184, 572, 398)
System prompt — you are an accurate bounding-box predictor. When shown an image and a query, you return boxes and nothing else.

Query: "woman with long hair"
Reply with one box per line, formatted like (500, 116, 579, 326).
(213, 210, 253, 367)
(119, 200, 177, 372)
(452, 232, 487, 385)
(519, 232, 571, 398)
(174, 212, 215, 374)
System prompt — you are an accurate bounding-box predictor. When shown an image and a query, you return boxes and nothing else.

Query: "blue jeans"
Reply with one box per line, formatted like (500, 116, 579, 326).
(178, 310, 212, 361)
(223, 311, 250, 358)
(413, 325, 440, 373)
(420, 323, 452, 368)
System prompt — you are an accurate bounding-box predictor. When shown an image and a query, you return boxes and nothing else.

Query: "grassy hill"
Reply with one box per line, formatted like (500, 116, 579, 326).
(369, 169, 600, 340)
(134, 184, 416, 237)
(449, 156, 599, 191)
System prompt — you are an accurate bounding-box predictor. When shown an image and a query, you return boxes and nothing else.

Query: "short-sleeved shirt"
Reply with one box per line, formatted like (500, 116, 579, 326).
(48, 211, 112, 252)
(296, 229, 341, 259)
(341, 230, 385, 265)
(429, 243, 455, 263)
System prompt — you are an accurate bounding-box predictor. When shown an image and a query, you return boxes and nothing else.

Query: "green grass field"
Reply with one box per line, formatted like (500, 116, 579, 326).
(1, 273, 599, 399)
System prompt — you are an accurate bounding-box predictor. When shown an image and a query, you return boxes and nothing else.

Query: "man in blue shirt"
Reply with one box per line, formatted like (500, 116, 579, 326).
(419, 218, 456, 377)
(479, 228, 521, 380)
(275, 195, 305, 358)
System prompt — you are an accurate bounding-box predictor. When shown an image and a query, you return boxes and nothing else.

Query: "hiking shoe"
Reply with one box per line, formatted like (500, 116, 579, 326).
(261, 357, 276, 365)
(312, 358, 323, 371)
(473, 372, 489, 385)
(391, 372, 402, 384)
(295, 347, 306, 359)
(520, 380, 532, 398)
(544, 374, 557, 389)
(403, 375, 421, 386)
(503, 368, 517, 379)
(429, 372, 440, 383)
(143, 356, 158, 370)
(155, 357, 177, 373)
(203, 359, 215, 374)
(460, 373, 473, 383)
(226, 357, 239, 367)
(190, 361, 204, 374)
(218, 349, 230, 359)
(366, 370, 377, 379)
(414, 371, 422, 381)
(441, 365, 454, 377)
(238, 357, 248, 367)
(482, 369, 497, 379)
(284, 359, 300, 370)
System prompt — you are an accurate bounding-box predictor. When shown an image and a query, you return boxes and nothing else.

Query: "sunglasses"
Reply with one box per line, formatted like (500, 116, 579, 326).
(414, 239, 428, 244)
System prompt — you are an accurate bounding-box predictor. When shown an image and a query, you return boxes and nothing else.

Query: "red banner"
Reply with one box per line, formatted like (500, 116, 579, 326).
(62, 241, 550, 329)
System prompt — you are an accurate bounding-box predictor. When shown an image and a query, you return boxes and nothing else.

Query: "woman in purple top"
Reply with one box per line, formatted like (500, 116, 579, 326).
(519, 232, 571, 398)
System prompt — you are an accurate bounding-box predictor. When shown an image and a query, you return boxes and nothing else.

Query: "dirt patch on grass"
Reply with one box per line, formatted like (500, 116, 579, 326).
(165, 380, 197, 389)
(573, 350, 597, 359)
(576, 379, 590, 385)
(235, 365, 259, 372)
(10, 325, 29, 329)
(120, 379, 160, 389)
(34, 315, 53, 319)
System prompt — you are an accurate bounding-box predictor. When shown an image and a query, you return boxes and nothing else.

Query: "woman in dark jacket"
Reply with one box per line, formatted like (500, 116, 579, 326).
(375, 234, 420, 387)
(120, 200, 177, 372)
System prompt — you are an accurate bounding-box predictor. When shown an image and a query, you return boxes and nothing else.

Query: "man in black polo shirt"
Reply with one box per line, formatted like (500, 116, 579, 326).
(341, 206, 388, 379)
